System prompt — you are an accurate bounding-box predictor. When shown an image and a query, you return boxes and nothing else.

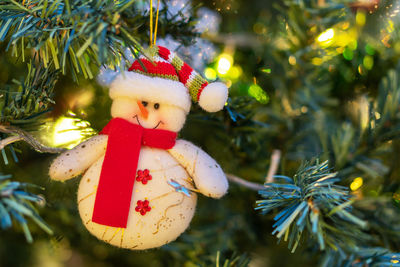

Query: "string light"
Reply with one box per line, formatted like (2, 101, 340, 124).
(317, 28, 335, 46)
(229, 66, 242, 79)
(288, 55, 297, 65)
(356, 11, 366, 26)
(350, 177, 363, 191)
(204, 67, 217, 80)
(217, 53, 233, 75)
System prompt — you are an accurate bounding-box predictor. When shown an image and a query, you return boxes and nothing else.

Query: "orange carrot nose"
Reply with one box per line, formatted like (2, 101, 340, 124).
(137, 100, 149, 119)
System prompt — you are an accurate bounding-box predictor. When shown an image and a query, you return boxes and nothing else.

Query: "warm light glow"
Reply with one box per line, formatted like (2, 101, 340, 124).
(288, 55, 296, 65)
(229, 66, 242, 79)
(356, 11, 366, 26)
(204, 67, 217, 80)
(52, 114, 94, 148)
(217, 54, 233, 75)
(350, 177, 363, 191)
(317, 28, 334, 45)
(312, 57, 323, 65)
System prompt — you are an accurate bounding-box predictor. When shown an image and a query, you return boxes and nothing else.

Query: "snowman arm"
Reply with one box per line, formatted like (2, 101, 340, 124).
(167, 139, 228, 198)
(49, 135, 108, 181)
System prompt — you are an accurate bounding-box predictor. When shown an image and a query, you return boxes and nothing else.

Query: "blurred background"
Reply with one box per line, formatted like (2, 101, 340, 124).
(1, 0, 400, 266)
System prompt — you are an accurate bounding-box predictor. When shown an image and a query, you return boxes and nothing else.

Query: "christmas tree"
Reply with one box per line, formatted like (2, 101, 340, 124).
(1, 0, 400, 266)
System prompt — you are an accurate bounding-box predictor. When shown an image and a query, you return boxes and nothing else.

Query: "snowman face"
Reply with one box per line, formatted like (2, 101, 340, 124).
(111, 97, 187, 132)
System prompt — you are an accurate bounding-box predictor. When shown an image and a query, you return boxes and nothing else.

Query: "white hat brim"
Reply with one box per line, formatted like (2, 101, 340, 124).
(109, 72, 191, 113)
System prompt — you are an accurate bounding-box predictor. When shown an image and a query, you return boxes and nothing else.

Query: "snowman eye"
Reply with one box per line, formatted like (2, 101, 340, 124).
(154, 103, 160, 110)
(141, 101, 148, 107)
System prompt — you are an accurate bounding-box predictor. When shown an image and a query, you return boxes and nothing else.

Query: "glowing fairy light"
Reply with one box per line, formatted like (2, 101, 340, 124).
(217, 53, 233, 75)
(229, 66, 242, 79)
(204, 67, 217, 80)
(350, 177, 363, 191)
(356, 11, 366, 26)
(317, 28, 335, 45)
(52, 113, 95, 148)
(288, 55, 297, 65)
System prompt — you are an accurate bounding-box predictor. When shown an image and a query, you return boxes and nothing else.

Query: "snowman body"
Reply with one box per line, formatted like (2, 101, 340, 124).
(78, 146, 197, 250)
(49, 45, 229, 250)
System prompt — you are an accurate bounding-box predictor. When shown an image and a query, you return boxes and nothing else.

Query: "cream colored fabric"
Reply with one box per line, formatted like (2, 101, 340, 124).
(168, 140, 228, 198)
(49, 95, 228, 250)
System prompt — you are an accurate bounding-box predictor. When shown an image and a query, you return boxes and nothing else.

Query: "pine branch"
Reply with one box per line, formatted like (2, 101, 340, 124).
(0, 0, 142, 80)
(0, 61, 58, 126)
(215, 251, 250, 267)
(0, 124, 65, 153)
(0, 0, 198, 81)
(0, 174, 52, 243)
(321, 247, 400, 267)
(255, 160, 369, 252)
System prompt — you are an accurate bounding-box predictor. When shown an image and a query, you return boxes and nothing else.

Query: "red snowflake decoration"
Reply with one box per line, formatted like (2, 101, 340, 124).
(136, 169, 152, 184)
(135, 200, 151, 215)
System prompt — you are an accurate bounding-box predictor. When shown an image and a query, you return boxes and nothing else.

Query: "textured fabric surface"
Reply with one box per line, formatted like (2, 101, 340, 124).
(92, 118, 177, 228)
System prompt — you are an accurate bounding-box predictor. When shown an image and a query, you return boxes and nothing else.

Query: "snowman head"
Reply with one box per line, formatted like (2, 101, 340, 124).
(110, 72, 190, 132)
(109, 46, 228, 133)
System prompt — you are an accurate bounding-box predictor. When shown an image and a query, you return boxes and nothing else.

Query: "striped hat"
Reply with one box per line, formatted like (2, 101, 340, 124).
(109, 46, 228, 113)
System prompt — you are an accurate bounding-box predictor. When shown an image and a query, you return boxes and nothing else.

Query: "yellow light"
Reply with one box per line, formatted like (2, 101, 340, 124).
(387, 19, 394, 33)
(317, 28, 334, 46)
(204, 67, 217, 80)
(228, 66, 242, 79)
(350, 177, 363, 191)
(312, 57, 323, 65)
(356, 11, 366, 26)
(348, 40, 358, 50)
(288, 55, 296, 65)
(53, 115, 94, 148)
(341, 22, 350, 30)
(301, 106, 308, 113)
(217, 54, 233, 75)
(225, 79, 232, 88)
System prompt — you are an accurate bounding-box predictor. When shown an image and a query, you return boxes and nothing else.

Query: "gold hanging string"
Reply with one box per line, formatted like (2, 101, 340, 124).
(149, 0, 153, 46)
(153, 0, 161, 45)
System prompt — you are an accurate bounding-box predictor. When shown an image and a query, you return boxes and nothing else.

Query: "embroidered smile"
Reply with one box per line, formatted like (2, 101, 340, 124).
(133, 115, 163, 129)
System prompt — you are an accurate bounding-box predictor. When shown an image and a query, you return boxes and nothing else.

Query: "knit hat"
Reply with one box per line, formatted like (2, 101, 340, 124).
(110, 46, 228, 113)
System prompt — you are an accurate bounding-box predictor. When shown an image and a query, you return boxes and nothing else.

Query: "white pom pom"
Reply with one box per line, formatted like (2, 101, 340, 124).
(198, 82, 228, 112)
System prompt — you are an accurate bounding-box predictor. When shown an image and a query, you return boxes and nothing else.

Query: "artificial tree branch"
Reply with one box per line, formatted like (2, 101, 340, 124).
(265, 149, 281, 183)
(226, 150, 281, 190)
(0, 136, 23, 150)
(226, 173, 265, 191)
(0, 124, 267, 192)
(0, 125, 65, 154)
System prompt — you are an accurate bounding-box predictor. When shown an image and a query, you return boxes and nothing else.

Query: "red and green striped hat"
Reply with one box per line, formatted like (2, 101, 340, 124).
(109, 46, 228, 113)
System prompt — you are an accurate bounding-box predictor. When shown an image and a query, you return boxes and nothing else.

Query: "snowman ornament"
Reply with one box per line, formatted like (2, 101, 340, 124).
(49, 46, 229, 250)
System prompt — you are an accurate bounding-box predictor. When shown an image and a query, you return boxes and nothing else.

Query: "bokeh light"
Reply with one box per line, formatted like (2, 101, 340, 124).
(248, 84, 269, 104)
(52, 113, 95, 148)
(350, 177, 363, 191)
(217, 53, 233, 75)
(228, 66, 242, 79)
(204, 67, 217, 80)
(317, 28, 335, 46)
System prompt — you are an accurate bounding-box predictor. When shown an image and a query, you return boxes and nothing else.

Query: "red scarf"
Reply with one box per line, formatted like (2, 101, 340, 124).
(92, 118, 177, 228)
